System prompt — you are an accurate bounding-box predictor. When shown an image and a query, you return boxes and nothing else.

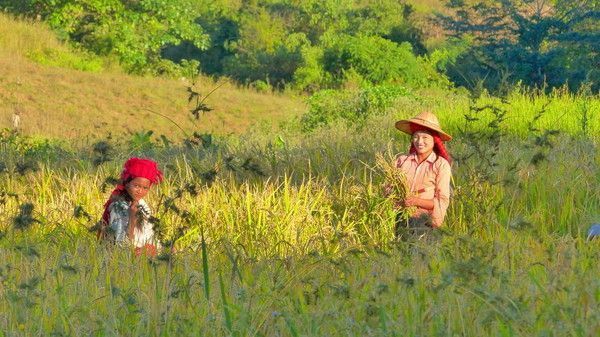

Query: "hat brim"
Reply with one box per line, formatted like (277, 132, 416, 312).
(395, 119, 452, 141)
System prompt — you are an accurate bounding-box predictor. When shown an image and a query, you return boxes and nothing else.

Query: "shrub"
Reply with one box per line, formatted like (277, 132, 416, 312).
(295, 35, 451, 91)
(301, 84, 412, 131)
(27, 47, 104, 72)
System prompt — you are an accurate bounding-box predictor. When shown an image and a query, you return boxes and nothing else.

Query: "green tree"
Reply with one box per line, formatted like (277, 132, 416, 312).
(190, 0, 431, 89)
(221, 4, 310, 88)
(2, 0, 209, 75)
(437, 0, 599, 93)
(295, 34, 447, 90)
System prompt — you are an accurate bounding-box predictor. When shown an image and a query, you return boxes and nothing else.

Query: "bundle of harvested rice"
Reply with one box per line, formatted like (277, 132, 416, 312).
(375, 152, 417, 220)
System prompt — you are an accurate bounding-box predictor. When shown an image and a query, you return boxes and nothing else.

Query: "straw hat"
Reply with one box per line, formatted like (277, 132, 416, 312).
(395, 111, 452, 141)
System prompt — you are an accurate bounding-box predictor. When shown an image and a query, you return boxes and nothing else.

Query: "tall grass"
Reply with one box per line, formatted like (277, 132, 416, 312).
(386, 87, 600, 139)
(0, 12, 106, 71)
(0, 223, 598, 335)
(0, 77, 599, 335)
(0, 13, 65, 57)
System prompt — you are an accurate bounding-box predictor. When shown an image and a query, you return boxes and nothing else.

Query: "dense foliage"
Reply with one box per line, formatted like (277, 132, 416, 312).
(0, 0, 445, 89)
(189, 0, 440, 91)
(1, 0, 209, 75)
(1, 0, 597, 92)
(437, 0, 600, 93)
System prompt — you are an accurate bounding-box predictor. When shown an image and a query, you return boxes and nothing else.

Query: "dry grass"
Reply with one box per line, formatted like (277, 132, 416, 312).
(0, 13, 306, 141)
(0, 13, 65, 56)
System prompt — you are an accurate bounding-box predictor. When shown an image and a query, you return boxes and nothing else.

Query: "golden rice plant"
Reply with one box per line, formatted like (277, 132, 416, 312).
(374, 152, 417, 220)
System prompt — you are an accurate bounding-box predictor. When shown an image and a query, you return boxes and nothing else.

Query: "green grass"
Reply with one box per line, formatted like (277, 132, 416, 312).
(0, 91, 599, 335)
(0, 12, 109, 72)
(383, 87, 600, 139)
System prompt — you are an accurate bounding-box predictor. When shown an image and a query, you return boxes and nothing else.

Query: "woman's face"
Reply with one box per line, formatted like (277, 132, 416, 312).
(125, 177, 152, 202)
(412, 130, 435, 156)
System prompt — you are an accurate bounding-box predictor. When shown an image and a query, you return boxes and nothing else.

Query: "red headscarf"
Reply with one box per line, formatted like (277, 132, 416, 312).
(408, 124, 452, 164)
(101, 158, 163, 225)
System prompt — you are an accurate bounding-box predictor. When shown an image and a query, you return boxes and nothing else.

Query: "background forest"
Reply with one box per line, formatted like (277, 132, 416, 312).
(2, 0, 598, 94)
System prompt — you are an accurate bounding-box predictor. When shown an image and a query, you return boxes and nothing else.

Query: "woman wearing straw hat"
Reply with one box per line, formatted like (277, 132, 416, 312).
(393, 111, 452, 237)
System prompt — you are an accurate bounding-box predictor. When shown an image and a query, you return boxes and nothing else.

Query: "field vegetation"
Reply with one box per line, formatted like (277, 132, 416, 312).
(0, 0, 598, 336)
(0, 87, 598, 335)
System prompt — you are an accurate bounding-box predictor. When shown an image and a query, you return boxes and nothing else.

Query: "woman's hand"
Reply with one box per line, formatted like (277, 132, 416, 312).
(394, 197, 417, 209)
(127, 200, 140, 240)
(404, 197, 417, 207)
(129, 200, 139, 215)
(403, 196, 434, 210)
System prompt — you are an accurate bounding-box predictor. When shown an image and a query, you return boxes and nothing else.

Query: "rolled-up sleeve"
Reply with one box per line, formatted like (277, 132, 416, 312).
(109, 201, 130, 244)
(431, 160, 451, 227)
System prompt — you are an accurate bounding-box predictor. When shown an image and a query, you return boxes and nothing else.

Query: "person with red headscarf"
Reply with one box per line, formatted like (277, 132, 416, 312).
(393, 111, 452, 236)
(99, 157, 163, 256)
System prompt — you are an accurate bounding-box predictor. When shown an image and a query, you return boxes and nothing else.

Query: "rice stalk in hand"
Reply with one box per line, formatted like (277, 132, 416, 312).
(375, 153, 416, 221)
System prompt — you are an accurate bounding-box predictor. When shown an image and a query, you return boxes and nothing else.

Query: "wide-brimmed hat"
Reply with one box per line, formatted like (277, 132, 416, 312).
(395, 111, 452, 141)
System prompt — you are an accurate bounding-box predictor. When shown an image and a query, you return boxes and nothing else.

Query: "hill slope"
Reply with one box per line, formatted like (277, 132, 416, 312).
(0, 14, 305, 141)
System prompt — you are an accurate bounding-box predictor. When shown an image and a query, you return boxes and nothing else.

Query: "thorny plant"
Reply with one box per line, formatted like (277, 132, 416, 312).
(452, 92, 511, 228)
(92, 139, 113, 167)
(455, 93, 510, 184)
(151, 182, 200, 252)
(526, 102, 560, 166)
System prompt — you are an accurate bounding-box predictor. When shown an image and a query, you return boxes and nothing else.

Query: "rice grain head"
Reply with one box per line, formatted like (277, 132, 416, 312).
(375, 152, 417, 220)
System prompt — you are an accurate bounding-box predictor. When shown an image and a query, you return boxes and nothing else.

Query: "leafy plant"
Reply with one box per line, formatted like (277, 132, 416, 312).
(301, 84, 411, 131)
(129, 130, 155, 153)
(437, 0, 600, 93)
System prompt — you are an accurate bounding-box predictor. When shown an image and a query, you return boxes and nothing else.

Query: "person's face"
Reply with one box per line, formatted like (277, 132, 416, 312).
(412, 130, 434, 156)
(125, 177, 151, 202)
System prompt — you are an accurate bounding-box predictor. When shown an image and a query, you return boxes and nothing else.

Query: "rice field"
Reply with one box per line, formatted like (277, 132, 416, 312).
(0, 91, 599, 336)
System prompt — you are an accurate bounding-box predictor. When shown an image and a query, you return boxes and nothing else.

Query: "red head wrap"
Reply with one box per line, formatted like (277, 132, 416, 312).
(101, 158, 163, 225)
(119, 157, 163, 184)
(408, 123, 452, 164)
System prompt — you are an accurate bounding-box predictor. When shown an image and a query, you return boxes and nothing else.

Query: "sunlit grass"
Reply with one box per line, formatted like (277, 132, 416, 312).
(1, 102, 599, 334)
(0, 13, 306, 140)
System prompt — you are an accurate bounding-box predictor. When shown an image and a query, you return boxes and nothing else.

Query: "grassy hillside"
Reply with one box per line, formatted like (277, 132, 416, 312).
(0, 13, 306, 141)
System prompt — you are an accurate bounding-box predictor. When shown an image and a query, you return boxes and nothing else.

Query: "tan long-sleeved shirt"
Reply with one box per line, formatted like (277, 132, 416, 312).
(395, 152, 451, 227)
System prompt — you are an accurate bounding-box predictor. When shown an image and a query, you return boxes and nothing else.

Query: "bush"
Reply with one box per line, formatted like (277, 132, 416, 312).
(3, 0, 209, 76)
(27, 47, 104, 72)
(295, 35, 450, 91)
(301, 84, 412, 131)
(323, 35, 419, 85)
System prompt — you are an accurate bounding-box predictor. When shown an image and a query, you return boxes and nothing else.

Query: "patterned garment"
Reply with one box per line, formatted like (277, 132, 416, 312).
(109, 198, 160, 248)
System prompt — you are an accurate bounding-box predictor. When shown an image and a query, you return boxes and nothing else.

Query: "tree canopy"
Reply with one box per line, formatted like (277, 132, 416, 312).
(2, 0, 597, 93)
